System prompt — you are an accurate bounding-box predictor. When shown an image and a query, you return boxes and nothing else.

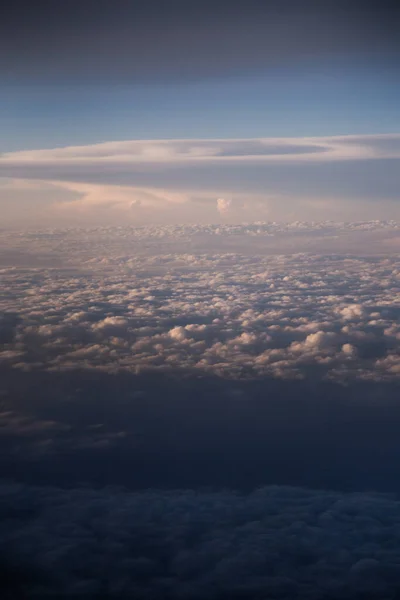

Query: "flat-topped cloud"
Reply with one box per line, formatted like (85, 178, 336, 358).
(1, 134, 399, 225)
(2, 134, 399, 168)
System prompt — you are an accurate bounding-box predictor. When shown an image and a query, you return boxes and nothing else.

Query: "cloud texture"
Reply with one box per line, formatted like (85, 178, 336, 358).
(3, 482, 400, 598)
(1, 221, 400, 381)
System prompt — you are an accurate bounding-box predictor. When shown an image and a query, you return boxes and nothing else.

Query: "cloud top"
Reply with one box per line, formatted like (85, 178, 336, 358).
(2, 134, 400, 170)
(1, 134, 399, 225)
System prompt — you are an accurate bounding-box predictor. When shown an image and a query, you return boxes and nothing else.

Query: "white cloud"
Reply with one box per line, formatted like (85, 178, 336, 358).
(1, 133, 399, 226)
(216, 198, 231, 214)
(342, 343, 356, 356)
(52, 182, 190, 214)
(1, 225, 400, 382)
(3, 134, 400, 167)
(337, 304, 365, 321)
(168, 326, 188, 342)
(92, 317, 129, 330)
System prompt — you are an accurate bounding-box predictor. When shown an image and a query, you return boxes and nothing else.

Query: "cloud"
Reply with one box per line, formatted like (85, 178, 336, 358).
(51, 182, 190, 214)
(3, 135, 400, 170)
(342, 343, 357, 356)
(1, 134, 399, 225)
(216, 198, 231, 215)
(3, 481, 400, 597)
(1, 224, 400, 382)
(0, 178, 81, 226)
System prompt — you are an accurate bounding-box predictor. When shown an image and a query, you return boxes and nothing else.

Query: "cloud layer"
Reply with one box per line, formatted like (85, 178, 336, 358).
(3, 134, 400, 167)
(3, 481, 400, 598)
(1, 222, 400, 382)
(1, 134, 400, 225)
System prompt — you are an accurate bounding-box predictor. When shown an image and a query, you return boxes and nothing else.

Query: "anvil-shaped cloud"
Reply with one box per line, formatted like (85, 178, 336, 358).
(1, 134, 399, 226)
(3, 134, 400, 167)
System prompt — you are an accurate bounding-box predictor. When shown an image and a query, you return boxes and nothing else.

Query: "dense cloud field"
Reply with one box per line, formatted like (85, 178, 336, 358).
(1, 221, 400, 598)
(1, 221, 400, 381)
(3, 482, 400, 598)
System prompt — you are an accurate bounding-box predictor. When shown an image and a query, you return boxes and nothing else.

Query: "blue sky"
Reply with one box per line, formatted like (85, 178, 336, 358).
(0, 0, 399, 226)
(1, 59, 399, 152)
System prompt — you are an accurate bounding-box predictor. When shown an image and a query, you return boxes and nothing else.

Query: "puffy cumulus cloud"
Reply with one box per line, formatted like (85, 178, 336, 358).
(289, 331, 336, 353)
(1, 223, 400, 382)
(168, 326, 189, 342)
(342, 343, 357, 357)
(337, 304, 365, 321)
(92, 316, 129, 331)
(3, 482, 400, 598)
(216, 197, 232, 215)
(215, 196, 249, 219)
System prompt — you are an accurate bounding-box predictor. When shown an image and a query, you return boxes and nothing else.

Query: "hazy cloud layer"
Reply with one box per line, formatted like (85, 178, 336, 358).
(1, 134, 400, 225)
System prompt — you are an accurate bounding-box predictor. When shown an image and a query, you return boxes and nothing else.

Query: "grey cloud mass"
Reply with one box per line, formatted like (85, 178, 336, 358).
(3, 482, 400, 598)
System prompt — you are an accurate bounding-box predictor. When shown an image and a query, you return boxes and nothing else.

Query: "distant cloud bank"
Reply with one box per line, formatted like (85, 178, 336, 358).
(1, 134, 400, 225)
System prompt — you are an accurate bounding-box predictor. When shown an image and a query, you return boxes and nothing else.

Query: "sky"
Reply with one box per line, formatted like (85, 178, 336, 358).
(3, 4, 400, 593)
(0, 0, 399, 226)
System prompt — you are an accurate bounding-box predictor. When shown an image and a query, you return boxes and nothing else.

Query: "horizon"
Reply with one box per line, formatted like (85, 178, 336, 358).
(2, 1, 400, 597)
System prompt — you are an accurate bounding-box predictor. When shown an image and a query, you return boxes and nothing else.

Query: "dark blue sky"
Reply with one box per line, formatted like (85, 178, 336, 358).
(1, 60, 399, 151)
(1, 0, 399, 149)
